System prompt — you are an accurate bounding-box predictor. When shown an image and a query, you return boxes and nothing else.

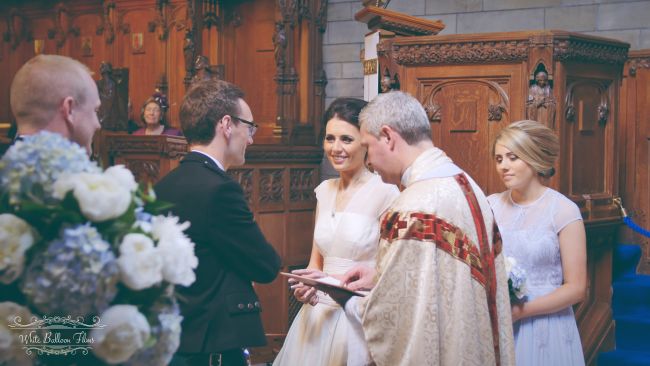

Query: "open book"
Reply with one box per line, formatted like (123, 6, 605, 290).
(280, 272, 366, 297)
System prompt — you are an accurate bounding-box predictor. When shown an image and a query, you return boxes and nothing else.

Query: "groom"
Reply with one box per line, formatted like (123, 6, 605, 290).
(321, 91, 515, 366)
(156, 79, 281, 366)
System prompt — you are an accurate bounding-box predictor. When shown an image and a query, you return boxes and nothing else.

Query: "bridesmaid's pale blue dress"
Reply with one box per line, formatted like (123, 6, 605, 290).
(488, 188, 585, 366)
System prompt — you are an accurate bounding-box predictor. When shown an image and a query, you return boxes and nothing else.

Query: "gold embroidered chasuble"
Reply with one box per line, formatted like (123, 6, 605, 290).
(352, 148, 515, 366)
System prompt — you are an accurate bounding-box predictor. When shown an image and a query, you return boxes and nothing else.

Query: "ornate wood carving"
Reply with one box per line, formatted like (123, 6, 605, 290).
(273, 21, 287, 74)
(553, 38, 628, 65)
(297, 1, 311, 21)
(314, 0, 327, 33)
(488, 104, 506, 121)
(228, 168, 254, 204)
(126, 160, 161, 184)
(97, 62, 129, 131)
(202, 0, 220, 30)
(96, 1, 116, 44)
(629, 56, 650, 77)
(48, 3, 79, 48)
(421, 79, 509, 124)
(289, 168, 316, 202)
(279, 0, 297, 27)
(3, 9, 31, 50)
(183, 29, 197, 87)
(314, 68, 327, 97)
(392, 40, 529, 66)
(117, 10, 131, 34)
(148, 0, 171, 41)
(245, 147, 322, 164)
(108, 137, 188, 158)
(260, 169, 284, 204)
(526, 66, 556, 128)
(423, 100, 441, 122)
(564, 80, 611, 126)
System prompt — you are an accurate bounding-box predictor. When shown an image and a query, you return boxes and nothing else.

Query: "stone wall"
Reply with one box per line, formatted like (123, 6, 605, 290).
(323, 0, 650, 104)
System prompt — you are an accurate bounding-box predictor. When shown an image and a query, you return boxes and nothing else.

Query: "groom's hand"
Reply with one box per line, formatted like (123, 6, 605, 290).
(341, 264, 377, 291)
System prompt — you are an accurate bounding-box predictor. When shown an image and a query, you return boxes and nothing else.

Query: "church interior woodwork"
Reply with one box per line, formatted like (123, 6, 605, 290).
(370, 26, 630, 364)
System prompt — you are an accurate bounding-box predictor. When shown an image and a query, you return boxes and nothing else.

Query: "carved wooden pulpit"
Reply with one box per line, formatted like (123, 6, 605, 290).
(357, 6, 629, 365)
(102, 133, 188, 184)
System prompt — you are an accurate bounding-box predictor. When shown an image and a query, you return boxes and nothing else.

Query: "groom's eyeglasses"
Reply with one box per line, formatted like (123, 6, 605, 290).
(231, 116, 258, 137)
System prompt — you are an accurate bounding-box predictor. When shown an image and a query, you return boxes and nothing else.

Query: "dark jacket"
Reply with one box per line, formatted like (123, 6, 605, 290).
(154, 151, 281, 353)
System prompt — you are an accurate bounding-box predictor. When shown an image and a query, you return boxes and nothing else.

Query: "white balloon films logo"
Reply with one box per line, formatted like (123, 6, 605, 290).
(7, 315, 105, 356)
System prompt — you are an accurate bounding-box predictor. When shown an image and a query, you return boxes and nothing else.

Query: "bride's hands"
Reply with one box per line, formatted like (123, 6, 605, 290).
(289, 269, 327, 306)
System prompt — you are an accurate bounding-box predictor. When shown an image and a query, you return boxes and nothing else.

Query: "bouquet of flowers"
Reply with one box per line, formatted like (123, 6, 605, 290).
(0, 131, 197, 365)
(505, 256, 527, 303)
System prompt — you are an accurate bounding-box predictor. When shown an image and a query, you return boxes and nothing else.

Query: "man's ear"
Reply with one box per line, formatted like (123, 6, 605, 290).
(61, 96, 75, 130)
(219, 115, 232, 139)
(380, 125, 397, 150)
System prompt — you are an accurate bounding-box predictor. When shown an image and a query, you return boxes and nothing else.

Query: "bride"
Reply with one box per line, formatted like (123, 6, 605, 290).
(272, 98, 399, 366)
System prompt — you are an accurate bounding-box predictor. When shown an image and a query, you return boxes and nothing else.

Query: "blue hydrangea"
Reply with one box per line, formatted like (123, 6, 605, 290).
(20, 224, 119, 317)
(125, 298, 182, 366)
(0, 131, 100, 205)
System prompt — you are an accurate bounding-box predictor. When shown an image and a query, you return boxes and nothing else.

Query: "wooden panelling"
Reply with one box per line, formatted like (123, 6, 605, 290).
(227, 0, 277, 143)
(117, 5, 164, 123)
(384, 30, 627, 365)
(620, 50, 650, 273)
(405, 63, 524, 194)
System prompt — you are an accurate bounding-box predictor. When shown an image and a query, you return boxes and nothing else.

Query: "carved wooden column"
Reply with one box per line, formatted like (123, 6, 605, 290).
(273, 0, 298, 143)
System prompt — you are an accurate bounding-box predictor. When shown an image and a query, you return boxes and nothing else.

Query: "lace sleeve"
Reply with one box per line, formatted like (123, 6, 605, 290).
(552, 193, 583, 234)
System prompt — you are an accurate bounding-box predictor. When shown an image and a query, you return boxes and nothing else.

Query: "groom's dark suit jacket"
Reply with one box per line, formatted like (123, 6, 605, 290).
(155, 151, 281, 353)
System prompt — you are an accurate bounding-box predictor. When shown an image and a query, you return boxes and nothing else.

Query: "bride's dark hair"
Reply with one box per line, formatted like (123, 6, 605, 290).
(321, 98, 368, 130)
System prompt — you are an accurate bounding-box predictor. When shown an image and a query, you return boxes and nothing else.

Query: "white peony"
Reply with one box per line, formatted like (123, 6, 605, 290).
(92, 305, 151, 364)
(117, 234, 163, 290)
(104, 165, 138, 193)
(0, 302, 35, 365)
(53, 171, 132, 222)
(0, 214, 35, 284)
(151, 216, 198, 286)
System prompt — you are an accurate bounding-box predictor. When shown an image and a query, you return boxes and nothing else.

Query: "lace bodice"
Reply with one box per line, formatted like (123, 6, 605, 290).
(313, 174, 399, 274)
(488, 188, 582, 292)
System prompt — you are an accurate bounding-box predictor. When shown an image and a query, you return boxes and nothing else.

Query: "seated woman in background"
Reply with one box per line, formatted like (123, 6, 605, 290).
(273, 98, 399, 366)
(488, 120, 586, 366)
(132, 92, 182, 136)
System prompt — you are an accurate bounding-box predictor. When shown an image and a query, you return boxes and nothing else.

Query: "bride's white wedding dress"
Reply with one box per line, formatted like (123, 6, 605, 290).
(273, 174, 398, 366)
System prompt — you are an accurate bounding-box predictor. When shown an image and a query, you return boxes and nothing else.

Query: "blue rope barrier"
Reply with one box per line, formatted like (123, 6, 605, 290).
(623, 216, 650, 238)
(614, 197, 650, 238)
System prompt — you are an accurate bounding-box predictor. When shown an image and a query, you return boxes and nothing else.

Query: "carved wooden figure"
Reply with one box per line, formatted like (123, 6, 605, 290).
(526, 68, 557, 128)
(96, 62, 129, 131)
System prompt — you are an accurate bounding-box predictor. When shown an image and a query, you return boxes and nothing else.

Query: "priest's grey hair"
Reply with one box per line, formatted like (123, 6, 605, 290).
(359, 91, 431, 144)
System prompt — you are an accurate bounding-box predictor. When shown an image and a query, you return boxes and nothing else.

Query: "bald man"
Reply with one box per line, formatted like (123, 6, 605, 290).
(10, 54, 101, 152)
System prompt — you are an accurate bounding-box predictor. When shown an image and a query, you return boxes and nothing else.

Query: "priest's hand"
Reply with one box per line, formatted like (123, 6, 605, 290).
(341, 264, 377, 291)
